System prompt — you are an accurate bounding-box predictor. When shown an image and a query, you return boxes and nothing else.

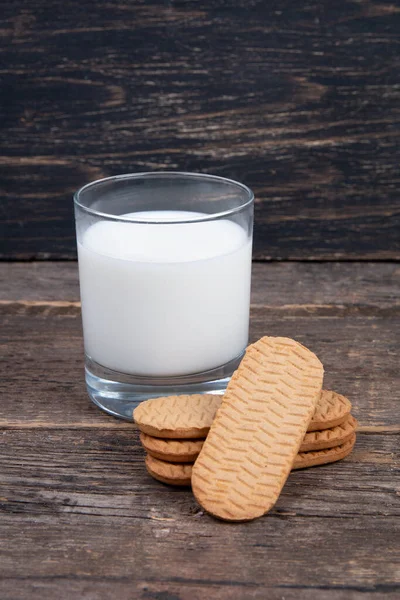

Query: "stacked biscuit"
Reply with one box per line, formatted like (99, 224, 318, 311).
(134, 337, 357, 521)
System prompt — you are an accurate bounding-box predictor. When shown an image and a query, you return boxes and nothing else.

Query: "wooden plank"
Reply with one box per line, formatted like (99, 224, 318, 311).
(1, 1, 399, 260)
(2, 262, 400, 308)
(0, 431, 399, 599)
(1, 430, 397, 518)
(0, 307, 399, 428)
(1, 263, 399, 428)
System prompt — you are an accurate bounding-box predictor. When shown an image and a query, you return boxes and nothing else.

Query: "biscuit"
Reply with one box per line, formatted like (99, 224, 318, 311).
(133, 390, 351, 439)
(134, 390, 350, 440)
(140, 432, 204, 462)
(141, 414, 357, 462)
(308, 390, 351, 431)
(191, 336, 324, 521)
(300, 415, 357, 452)
(145, 454, 192, 486)
(145, 434, 356, 486)
(293, 433, 356, 469)
(133, 394, 221, 439)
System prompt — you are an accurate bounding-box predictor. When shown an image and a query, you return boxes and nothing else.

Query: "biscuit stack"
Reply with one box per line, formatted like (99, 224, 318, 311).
(134, 337, 357, 521)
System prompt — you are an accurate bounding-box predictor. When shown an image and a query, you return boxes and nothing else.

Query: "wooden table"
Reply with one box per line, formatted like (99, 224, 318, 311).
(1, 261, 399, 599)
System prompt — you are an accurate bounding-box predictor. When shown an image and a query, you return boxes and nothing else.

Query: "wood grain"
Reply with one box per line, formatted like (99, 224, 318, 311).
(1, 1, 399, 259)
(0, 431, 399, 599)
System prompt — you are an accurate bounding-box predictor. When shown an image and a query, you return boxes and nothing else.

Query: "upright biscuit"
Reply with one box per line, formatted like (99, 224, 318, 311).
(308, 390, 351, 431)
(133, 394, 221, 439)
(140, 433, 204, 462)
(293, 434, 356, 469)
(191, 336, 324, 521)
(301, 415, 357, 452)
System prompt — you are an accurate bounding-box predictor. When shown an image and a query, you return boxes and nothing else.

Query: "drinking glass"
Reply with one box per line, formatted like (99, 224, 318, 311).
(74, 172, 254, 419)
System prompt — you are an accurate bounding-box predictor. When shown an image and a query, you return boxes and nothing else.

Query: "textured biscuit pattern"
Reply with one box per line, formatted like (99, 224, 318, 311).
(140, 432, 204, 462)
(308, 390, 351, 431)
(293, 434, 356, 469)
(133, 394, 221, 439)
(300, 415, 357, 452)
(191, 337, 324, 521)
(145, 454, 192, 486)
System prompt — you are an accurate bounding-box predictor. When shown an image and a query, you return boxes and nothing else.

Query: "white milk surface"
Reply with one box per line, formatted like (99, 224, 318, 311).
(78, 211, 252, 376)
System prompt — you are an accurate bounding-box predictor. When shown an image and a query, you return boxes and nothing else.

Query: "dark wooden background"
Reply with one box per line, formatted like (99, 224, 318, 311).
(1, 0, 399, 260)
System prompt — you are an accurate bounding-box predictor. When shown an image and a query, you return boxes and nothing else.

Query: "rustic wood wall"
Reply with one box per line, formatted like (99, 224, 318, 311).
(1, 0, 399, 260)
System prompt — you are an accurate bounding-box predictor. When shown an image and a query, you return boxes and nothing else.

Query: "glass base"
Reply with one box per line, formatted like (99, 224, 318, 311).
(85, 354, 243, 420)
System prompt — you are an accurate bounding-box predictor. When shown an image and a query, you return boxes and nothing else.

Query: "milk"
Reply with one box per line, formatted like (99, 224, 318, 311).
(77, 211, 252, 377)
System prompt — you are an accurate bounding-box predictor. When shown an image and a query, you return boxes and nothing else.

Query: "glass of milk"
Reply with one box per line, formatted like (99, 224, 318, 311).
(74, 172, 254, 419)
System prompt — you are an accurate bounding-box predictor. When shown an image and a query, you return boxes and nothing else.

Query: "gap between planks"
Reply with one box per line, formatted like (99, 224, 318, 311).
(0, 422, 398, 433)
(1, 300, 400, 318)
(0, 421, 137, 430)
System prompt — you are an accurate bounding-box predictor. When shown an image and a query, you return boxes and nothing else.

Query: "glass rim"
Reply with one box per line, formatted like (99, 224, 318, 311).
(73, 171, 254, 224)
